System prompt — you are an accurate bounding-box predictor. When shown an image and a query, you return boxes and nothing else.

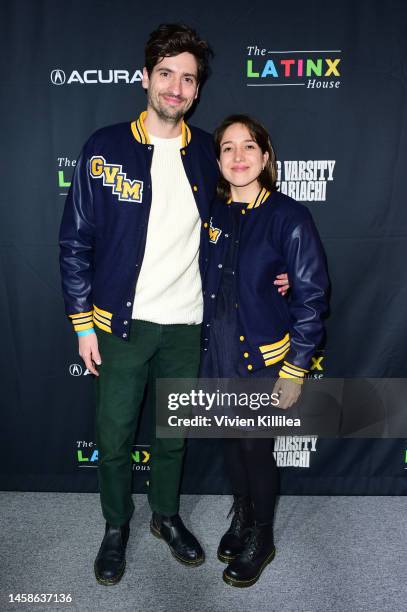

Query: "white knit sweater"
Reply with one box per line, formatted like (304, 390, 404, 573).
(132, 133, 203, 324)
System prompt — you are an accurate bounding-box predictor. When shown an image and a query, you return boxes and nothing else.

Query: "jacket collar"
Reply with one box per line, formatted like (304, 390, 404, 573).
(130, 110, 192, 147)
(227, 187, 271, 210)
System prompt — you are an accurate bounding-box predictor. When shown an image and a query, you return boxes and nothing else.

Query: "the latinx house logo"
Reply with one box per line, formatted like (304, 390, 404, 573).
(76, 441, 151, 470)
(246, 46, 341, 89)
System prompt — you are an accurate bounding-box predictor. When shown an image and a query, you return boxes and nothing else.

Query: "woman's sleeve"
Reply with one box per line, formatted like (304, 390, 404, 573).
(279, 208, 330, 382)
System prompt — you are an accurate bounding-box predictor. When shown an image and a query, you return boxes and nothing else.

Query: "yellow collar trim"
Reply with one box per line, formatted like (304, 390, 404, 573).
(227, 187, 271, 209)
(130, 110, 191, 147)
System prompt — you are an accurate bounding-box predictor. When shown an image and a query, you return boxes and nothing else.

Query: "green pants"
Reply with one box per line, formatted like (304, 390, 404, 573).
(95, 320, 201, 527)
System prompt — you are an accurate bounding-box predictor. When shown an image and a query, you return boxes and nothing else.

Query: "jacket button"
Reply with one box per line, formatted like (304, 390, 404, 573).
(247, 364, 253, 371)
(193, 185, 198, 192)
(225, 234, 229, 238)
(148, 146, 152, 150)
(204, 348, 208, 351)
(241, 209, 246, 215)
(244, 352, 249, 358)
(181, 150, 186, 156)
(218, 264, 223, 269)
(206, 323, 210, 327)
(123, 333, 128, 338)
(126, 301, 132, 307)
(124, 321, 128, 325)
(203, 222, 208, 228)
(211, 294, 215, 299)
(239, 335, 245, 341)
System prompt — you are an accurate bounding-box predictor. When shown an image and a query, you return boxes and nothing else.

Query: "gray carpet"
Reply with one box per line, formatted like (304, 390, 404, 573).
(0, 493, 405, 612)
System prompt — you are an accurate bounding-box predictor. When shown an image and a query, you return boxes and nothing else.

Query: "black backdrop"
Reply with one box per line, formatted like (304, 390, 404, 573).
(1, 0, 406, 495)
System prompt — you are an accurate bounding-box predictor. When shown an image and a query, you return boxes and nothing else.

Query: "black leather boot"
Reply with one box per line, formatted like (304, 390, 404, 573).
(150, 512, 204, 566)
(94, 521, 130, 585)
(223, 522, 276, 588)
(217, 496, 254, 563)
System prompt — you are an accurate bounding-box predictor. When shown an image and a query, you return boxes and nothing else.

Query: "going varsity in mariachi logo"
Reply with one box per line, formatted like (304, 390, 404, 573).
(246, 47, 342, 89)
(276, 160, 336, 202)
(274, 436, 318, 468)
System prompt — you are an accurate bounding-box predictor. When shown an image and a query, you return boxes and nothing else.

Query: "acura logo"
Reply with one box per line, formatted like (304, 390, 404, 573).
(49, 68, 142, 85)
(69, 363, 83, 376)
(50, 69, 66, 85)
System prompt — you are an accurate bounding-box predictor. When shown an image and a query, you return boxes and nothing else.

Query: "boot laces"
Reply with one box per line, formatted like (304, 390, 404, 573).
(227, 499, 250, 535)
(241, 527, 261, 561)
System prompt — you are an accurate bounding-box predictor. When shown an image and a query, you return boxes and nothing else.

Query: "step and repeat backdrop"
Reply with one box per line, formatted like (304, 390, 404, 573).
(1, 0, 406, 494)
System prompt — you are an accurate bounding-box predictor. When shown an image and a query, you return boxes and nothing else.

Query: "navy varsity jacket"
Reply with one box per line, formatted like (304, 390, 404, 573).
(201, 188, 329, 381)
(59, 110, 219, 339)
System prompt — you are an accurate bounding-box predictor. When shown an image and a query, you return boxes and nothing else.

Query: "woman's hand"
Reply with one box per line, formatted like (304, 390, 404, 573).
(273, 378, 302, 409)
(274, 273, 290, 296)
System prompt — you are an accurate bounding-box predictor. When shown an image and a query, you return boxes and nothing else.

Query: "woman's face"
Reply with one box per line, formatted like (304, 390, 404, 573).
(218, 123, 269, 191)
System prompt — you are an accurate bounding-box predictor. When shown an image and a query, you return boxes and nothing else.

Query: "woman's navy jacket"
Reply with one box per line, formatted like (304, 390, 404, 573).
(201, 188, 329, 380)
(59, 111, 218, 339)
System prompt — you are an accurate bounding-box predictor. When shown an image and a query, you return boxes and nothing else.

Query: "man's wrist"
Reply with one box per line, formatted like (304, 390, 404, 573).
(77, 328, 95, 337)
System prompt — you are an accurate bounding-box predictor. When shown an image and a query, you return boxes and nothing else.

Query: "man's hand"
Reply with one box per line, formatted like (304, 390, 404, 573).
(273, 378, 302, 409)
(78, 332, 102, 376)
(274, 273, 290, 296)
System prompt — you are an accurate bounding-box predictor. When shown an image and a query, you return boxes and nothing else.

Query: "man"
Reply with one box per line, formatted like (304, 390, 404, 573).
(60, 23, 218, 585)
(59, 23, 289, 586)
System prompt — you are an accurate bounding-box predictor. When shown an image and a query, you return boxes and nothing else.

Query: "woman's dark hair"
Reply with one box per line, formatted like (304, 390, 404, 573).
(144, 23, 213, 85)
(214, 114, 278, 201)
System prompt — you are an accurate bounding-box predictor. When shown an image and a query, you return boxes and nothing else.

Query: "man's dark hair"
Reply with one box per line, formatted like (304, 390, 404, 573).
(144, 23, 213, 85)
(214, 114, 278, 201)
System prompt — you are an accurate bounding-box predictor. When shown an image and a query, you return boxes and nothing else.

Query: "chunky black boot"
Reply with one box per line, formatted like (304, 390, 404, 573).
(94, 521, 130, 585)
(150, 512, 204, 566)
(217, 496, 254, 563)
(223, 522, 275, 588)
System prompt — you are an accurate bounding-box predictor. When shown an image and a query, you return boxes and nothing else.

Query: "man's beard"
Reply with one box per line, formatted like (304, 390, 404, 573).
(148, 91, 190, 124)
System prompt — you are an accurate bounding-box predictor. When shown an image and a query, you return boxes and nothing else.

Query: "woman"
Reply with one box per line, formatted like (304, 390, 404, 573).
(200, 115, 329, 587)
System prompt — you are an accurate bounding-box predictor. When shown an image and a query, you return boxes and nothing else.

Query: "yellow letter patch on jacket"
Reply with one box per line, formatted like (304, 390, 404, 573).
(209, 217, 222, 244)
(90, 156, 143, 203)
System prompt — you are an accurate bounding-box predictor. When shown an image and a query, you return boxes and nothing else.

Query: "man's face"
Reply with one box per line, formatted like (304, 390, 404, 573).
(142, 52, 199, 123)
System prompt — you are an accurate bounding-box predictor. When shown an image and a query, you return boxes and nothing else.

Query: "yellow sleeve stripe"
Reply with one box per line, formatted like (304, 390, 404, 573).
(93, 318, 112, 334)
(283, 360, 308, 373)
(69, 310, 93, 320)
(262, 343, 290, 361)
(93, 313, 112, 328)
(278, 369, 304, 384)
(260, 333, 290, 354)
(93, 304, 113, 319)
(264, 348, 289, 366)
(280, 364, 307, 378)
(68, 306, 114, 333)
(73, 321, 94, 332)
(69, 314, 93, 324)
(264, 347, 290, 365)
